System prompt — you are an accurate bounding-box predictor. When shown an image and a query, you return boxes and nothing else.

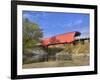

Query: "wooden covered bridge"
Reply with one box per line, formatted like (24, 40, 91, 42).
(33, 31, 90, 61)
(41, 31, 80, 47)
(41, 31, 89, 47)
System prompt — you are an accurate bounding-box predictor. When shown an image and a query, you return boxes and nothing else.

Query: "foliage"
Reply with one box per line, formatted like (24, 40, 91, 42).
(23, 18, 43, 51)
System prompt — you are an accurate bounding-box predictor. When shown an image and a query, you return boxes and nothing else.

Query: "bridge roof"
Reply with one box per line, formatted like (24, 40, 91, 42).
(41, 31, 81, 46)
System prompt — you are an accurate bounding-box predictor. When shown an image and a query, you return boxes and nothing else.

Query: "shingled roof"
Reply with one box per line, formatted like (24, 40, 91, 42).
(41, 31, 81, 46)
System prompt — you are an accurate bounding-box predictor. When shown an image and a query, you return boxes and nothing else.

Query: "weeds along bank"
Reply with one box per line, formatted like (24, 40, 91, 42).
(23, 40, 90, 65)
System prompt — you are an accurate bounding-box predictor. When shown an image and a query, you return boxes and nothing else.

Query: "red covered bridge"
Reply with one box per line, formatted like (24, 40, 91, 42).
(41, 31, 81, 47)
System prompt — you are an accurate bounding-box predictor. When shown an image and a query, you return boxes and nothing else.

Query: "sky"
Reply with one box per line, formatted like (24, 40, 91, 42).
(23, 11, 90, 38)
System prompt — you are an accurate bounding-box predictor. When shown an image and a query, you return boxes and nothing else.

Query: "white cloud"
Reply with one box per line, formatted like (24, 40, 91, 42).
(67, 19, 83, 27)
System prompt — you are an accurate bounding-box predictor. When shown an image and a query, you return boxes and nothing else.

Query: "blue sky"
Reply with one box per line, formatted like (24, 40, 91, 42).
(23, 11, 90, 38)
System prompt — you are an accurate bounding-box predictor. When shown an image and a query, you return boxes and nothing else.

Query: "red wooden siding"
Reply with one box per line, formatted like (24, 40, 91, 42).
(41, 32, 80, 46)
